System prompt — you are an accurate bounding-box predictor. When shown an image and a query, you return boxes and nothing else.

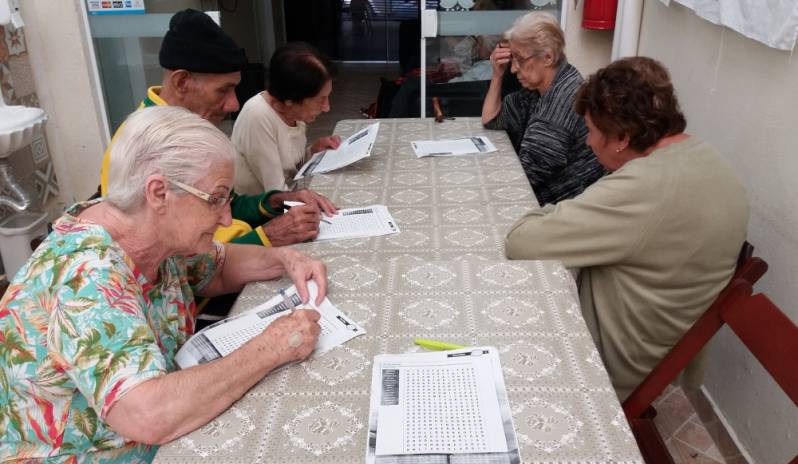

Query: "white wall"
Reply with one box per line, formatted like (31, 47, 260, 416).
(562, 0, 614, 76)
(638, 2, 798, 462)
(20, 0, 108, 203)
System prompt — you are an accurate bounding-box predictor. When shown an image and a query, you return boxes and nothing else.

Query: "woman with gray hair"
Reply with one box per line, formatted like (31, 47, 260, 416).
(482, 11, 605, 205)
(0, 105, 325, 462)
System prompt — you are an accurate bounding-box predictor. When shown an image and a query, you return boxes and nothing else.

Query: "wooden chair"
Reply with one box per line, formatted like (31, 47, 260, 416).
(628, 286, 798, 463)
(623, 278, 753, 463)
(623, 278, 755, 419)
(735, 240, 768, 285)
(625, 243, 768, 420)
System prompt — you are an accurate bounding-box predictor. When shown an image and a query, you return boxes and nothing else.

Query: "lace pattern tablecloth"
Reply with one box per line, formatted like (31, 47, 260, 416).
(154, 118, 642, 463)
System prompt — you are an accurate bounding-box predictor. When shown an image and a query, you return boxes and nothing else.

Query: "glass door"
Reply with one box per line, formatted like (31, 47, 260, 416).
(420, 0, 564, 118)
(85, 1, 207, 133)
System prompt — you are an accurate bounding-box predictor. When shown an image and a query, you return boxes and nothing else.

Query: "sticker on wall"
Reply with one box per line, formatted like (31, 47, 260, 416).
(87, 0, 145, 15)
(34, 161, 59, 205)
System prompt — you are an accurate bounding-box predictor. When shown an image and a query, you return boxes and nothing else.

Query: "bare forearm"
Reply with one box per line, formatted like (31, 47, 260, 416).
(218, 244, 287, 293)
(106, 336, 282, 444)
(481, 75, 504, 125)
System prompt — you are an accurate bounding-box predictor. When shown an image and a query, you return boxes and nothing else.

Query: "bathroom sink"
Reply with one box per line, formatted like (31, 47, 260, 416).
(0, 105, 47, 158)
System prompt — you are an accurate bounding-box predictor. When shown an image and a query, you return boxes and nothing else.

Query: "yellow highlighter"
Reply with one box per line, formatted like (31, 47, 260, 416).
(414, 338, 466, 351)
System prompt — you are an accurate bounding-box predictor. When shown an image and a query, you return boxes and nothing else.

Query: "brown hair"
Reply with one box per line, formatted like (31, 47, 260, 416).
(574, 56, 686, 152)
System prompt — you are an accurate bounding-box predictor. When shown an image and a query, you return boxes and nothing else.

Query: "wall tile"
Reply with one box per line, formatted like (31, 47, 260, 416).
(4, 24, 25, 56)
(0, 27, 9, 63)
(33, 160, 59, 205)
(0, 62, 16, 103)
(31, 135, 48, 164)
(8, 55, 35, 98)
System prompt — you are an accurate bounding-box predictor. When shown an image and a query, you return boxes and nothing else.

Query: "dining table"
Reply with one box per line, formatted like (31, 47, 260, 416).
(154, 117, 643, 463)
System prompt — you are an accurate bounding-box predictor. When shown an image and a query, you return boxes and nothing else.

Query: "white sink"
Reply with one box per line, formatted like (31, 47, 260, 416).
(0, 105, 47, 158)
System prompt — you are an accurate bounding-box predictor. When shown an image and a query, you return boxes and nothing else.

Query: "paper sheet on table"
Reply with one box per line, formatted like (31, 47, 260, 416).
(316, 205, 399, 241)
(175, 281, 364, 369)
(411, 136, 496, 158)
(366, 347, 520, 463)
(295, 122, 380, 179)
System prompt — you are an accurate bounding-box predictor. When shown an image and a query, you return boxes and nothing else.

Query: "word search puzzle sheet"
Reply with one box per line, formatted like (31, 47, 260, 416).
(367, 347, 520, 463)
(174, 281, 365, 369)
(316, 205, 399, 241)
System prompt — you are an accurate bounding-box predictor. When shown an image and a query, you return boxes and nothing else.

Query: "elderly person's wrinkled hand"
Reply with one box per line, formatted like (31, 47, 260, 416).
(276, 247, 327, 305)
(490, 41, 511, 76)
(310, 135, 342, 154)
(264, 308, 322, 364)
(261, 204, 321, 246)
(273, 189, 338, 216)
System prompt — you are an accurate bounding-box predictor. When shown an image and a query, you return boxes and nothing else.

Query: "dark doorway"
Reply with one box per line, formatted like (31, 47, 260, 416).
(283, 0, 420, 62)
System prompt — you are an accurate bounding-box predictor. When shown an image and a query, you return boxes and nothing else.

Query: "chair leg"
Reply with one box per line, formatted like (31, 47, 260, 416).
(629, 418, 675, 464)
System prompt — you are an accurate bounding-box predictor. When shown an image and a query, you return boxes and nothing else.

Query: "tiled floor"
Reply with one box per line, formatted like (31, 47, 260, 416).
(306, 62, 400, 143)
(654, 385, 747, 463)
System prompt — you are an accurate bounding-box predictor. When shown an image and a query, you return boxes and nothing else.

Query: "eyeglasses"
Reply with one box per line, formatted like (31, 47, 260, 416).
(510, 53, 535, 67)
(169, 179, 234, 209)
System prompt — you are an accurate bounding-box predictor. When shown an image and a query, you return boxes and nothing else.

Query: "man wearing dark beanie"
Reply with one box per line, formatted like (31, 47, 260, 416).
(99, 9, 337, 248)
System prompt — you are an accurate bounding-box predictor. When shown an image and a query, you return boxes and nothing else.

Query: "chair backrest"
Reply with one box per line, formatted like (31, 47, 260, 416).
(623, 278, 754, 419)
(721, 292, 798, 407)
(735, 241, 768, 285)
(623, 243, 768, 419)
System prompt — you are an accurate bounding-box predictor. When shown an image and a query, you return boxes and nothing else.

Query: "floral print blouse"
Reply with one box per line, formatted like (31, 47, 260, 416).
(0, 201, 225, 462)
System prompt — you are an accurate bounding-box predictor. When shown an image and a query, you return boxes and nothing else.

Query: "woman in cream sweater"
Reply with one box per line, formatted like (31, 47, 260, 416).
(233, 42, 341, 194)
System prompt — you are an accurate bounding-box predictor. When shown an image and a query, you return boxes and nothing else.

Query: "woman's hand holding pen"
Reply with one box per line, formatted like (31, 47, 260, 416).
(263, 309, 321, 364)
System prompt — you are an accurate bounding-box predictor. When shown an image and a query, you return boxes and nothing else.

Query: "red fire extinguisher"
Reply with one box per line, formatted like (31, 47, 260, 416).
(582, 0, 619, 30)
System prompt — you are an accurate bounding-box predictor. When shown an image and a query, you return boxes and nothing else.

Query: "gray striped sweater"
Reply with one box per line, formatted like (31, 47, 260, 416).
(485, 60, 606, 205)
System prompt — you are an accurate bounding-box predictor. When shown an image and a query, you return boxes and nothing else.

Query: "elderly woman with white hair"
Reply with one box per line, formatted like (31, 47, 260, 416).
(482, 11, 605, 205)
(0, 106, 325, 462)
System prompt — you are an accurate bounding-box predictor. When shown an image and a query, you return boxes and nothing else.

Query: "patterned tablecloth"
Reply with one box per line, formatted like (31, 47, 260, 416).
(154, 118, 642, 463)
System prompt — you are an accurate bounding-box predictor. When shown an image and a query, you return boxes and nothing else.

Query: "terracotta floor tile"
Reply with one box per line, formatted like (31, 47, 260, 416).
(667, 437, 725, 463)
(654, 389, 696, 439)
(674, 419, 716, 453)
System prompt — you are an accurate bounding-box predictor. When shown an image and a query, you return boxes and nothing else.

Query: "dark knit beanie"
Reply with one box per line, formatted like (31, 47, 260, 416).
(159, 9, 247, 73)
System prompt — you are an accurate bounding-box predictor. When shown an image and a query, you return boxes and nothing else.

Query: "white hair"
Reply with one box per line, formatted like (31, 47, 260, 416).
(506, 11, 565, 65)
(106, 106, 236, 211)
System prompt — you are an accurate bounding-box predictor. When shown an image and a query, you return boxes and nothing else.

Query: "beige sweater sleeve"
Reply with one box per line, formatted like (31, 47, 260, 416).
(505, 167, 665, 268)
(232, 107, 287, 192)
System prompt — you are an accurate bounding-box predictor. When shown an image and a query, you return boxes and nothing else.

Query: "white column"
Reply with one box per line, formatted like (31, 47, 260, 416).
(611, 0, 643, 61)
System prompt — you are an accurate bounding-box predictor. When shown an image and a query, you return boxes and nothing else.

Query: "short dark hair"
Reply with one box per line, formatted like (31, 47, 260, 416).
(574, 56, 686, 153)
(268, 42, 336, 103)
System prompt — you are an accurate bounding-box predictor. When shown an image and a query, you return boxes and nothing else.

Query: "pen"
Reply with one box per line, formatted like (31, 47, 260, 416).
(278, 288, 298, 311)
(284, 201, 332, 224)
(414, 338, 466, 351)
